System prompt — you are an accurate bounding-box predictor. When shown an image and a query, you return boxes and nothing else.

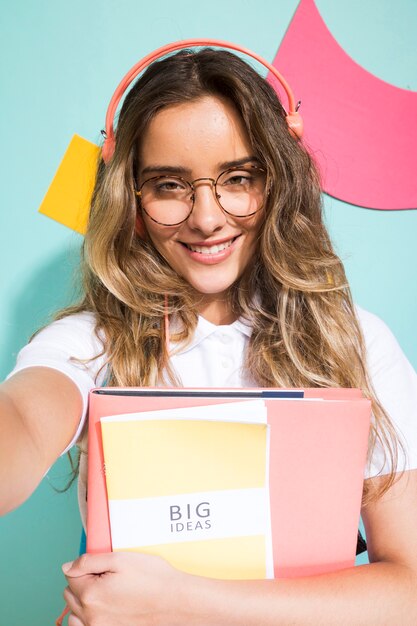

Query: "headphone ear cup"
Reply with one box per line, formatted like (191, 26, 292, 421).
(285, 111, 303, 139)
(102, 136, 116, 163)
(135, 214, 146, 238)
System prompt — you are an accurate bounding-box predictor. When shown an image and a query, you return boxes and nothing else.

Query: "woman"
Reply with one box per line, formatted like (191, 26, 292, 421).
(2, 46, 417, 625)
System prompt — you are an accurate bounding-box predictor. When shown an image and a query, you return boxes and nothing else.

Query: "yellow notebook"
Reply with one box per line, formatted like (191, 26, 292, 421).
(100, 400, 273, 579)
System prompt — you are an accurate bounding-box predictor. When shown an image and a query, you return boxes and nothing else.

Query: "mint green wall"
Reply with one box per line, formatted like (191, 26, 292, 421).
(1, 1, 416, 624)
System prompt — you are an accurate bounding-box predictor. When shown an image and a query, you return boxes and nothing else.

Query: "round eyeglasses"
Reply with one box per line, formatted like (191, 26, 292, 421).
(135, 165, 267, 226)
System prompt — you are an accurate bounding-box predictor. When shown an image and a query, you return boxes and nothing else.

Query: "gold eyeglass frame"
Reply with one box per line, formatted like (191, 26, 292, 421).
(135, 165, 267, 227)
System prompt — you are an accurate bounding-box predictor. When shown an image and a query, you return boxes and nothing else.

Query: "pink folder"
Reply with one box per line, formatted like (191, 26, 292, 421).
(87, 387, 370, 578)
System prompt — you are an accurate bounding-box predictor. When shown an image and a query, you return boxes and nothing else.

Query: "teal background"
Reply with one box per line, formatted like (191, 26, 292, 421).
(1, 1, 416, 624)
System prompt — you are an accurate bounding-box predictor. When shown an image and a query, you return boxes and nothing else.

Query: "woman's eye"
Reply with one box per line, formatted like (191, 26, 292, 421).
(154, 179, 186, 192)
(223, 172, 252, 186)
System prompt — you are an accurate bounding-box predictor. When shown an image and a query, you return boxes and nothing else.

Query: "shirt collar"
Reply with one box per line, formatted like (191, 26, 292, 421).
(169, 314, 252, 356)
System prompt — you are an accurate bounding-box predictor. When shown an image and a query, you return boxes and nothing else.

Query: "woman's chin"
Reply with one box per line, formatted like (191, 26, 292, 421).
(187, 280, 234, 299)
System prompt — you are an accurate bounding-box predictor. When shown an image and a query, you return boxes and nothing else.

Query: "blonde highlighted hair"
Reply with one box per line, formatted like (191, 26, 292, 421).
(57, 48, 402, 504)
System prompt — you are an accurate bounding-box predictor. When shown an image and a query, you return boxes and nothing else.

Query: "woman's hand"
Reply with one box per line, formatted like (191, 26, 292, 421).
(62, 551, 198, 626)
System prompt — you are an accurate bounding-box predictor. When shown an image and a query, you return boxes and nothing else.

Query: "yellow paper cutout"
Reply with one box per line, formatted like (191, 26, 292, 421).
(102, 419, 267, 500)
(118, 535, 267, 579)
(38, 134, 100, 234)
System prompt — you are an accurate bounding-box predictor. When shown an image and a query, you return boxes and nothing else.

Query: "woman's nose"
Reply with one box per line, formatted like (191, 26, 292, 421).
(186, 180, 227, 235)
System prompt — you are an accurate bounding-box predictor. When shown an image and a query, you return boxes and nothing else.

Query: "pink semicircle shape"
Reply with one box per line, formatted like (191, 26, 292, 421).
(270, 0, 417, 210)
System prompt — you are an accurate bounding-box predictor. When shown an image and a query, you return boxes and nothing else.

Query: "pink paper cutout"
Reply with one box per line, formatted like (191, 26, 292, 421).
(270, 0, 417, 210)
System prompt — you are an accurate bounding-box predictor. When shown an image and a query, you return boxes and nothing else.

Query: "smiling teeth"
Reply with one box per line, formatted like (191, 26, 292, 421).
(187, 238, 235, 254)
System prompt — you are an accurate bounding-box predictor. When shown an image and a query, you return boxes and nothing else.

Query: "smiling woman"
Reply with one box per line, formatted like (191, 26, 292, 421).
(139, 96, 265, 321)
(2, 42, 417, 626)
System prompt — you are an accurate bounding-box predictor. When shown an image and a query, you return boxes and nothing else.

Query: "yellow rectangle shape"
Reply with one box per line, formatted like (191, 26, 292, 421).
(117, 535, 267, 579)
(101, 419, 268, 499)
(38, 134, 100, 234)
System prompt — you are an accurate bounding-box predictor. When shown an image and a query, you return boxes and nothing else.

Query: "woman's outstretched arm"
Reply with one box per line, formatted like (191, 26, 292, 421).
(0, 367, 82, 514)
(63, 469, 417, 625)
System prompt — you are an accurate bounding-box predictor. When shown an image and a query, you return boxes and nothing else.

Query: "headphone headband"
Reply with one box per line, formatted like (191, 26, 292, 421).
(102, 38, 303, 163)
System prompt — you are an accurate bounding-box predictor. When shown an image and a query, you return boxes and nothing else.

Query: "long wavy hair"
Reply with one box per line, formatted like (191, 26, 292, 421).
(58, 48, 402, 504)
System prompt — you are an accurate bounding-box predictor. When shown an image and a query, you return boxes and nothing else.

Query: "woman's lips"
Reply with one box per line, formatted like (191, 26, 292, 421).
(180, 235, 241, 265)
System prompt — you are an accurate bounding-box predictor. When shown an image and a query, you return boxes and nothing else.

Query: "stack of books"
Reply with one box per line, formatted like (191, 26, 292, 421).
(87, 387, 370, 578)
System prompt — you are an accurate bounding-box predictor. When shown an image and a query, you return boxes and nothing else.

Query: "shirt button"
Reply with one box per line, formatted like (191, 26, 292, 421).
(219, 333, 232, 344)
(221, 359, 231, 369)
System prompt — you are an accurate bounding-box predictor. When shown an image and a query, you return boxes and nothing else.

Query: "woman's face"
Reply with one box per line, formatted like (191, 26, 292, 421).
(138, 96, 264, 322)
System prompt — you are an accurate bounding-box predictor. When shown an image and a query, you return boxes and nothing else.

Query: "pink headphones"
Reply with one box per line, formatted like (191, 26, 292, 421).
(101, 38, 303, 164)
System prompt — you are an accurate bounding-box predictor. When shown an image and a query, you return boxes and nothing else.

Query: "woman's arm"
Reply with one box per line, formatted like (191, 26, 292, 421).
(0, 367, 83, 515)
(63, 469, 417, 625)
(194, 468, 417, 625)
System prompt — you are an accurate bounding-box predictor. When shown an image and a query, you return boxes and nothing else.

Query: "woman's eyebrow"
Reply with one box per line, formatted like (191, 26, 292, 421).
(140, 165, 191, 176)
(217, 156, 260, 170)
(140, 156, 260, 177)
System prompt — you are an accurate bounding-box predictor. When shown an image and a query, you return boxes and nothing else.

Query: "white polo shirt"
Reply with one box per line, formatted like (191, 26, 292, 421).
(169, 314, 255, 388)
(7, 306, 417, 494)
